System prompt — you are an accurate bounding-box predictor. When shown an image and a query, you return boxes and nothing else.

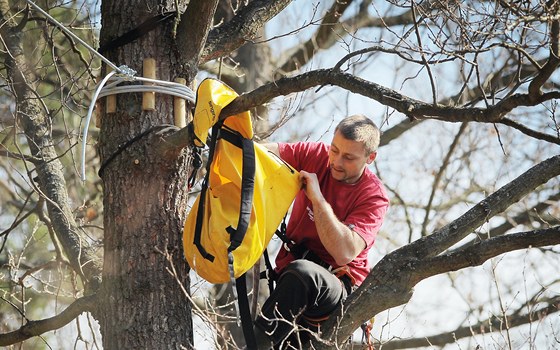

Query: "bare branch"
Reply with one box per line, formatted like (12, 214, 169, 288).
(410, 1, 438, 104)
(276, 0, 356, 75)
(420, 123, 468, 236)
(417, 226, 560, 278)
(499, 117, 560, 144)
(162, 63, 560, 155)
(375, 295, 560, 350)
(0, 295, 97, 347)
(202, 0, 294, 63)
(403, 155, 560, 260)
(528, 1, 560, 99)
(379, 119, 422, 147)
(452, 191, 560, 252)
(222, 69, 560, 131)
(0, 0, 101, 290)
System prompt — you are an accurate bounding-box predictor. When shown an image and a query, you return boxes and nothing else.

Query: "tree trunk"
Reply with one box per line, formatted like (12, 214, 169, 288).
(96, 0, 194, 348)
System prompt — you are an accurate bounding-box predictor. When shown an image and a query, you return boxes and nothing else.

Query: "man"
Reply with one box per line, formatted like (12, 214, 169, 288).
(254, 114, 389, 349)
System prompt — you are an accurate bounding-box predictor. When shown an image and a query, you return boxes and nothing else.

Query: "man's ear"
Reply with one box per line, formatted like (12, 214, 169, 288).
(366, 152, 377, 164)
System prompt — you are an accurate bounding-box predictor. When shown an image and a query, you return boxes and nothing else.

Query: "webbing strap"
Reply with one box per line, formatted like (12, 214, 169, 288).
(220, 127, 257, 348)
(192, 123, 257, 348)
(98, 12, 175, 53)
(192, 123, 223, 262)
(235, 274, 257, 350)
(262, 248, 275, 295)
(220, 128, 256, 252)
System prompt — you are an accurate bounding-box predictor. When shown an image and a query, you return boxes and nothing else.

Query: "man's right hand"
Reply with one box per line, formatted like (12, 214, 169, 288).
(300, 170, 324, 204)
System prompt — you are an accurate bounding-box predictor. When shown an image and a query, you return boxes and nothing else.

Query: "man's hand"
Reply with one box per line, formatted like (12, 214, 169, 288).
(300, 171, 324, 204)
(300, 171, 366, 265)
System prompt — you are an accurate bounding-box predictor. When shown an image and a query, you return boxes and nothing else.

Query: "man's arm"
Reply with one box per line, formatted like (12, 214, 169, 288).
(300, 171, 366, 266)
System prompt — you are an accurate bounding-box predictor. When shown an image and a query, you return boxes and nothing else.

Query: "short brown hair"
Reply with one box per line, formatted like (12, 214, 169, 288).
(334, 114, 380, 154)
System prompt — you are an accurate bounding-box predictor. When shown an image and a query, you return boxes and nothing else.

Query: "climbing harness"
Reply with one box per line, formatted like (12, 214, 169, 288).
(24, 0, 196, 181)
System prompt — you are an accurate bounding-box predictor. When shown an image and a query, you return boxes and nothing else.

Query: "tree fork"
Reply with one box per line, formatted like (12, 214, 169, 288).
(315, 155, 560, 348)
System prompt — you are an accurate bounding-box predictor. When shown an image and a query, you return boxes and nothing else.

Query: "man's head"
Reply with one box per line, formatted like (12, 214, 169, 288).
(329, 115, 380, 184)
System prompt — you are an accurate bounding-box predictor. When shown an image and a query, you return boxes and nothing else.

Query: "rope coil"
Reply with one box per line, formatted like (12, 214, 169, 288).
(80, 71, 196, 181)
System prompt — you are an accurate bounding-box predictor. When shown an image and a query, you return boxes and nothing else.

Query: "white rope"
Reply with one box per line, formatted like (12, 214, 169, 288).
(81, 70, 118, 181)
(80, 76, 196, 181)
(25, 0, 196, 181)
(98, 76, 196, 101)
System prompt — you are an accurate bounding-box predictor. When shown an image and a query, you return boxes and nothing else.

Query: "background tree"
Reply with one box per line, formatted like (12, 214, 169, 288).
(0, 0, 559, 349)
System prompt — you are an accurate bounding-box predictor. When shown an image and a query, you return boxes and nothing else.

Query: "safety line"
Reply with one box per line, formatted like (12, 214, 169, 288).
(80, 70, 117, 181)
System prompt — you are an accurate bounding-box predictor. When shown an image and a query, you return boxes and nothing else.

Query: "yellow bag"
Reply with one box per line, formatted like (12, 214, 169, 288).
(183, 79, 300, 284)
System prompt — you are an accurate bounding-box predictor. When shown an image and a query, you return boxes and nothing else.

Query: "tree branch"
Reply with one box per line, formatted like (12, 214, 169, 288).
(374, 295, 560, 350)
(202, 0, 294, 63)
(416, 226, 560, 278)
(0, 0, 102, 290)
(276, 0, 356, 75)
(162, 64, 560, 154)
(222, 69, 560, 129)
(0, 295, 97, 347)
(176, 0, 219, 80)
(397, 155, 560, 262)
(316, 155, 560, 348)
(420, 123, 468, 236)
(379, 119, 422, 147)
(275, 0, 454, 76)
(452, 191, 560, 252)
(499, 117, 560, 145)
(528, 1, 560, 99)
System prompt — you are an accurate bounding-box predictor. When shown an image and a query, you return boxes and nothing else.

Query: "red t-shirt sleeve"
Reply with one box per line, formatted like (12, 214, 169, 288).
(278, 141, 327, 172)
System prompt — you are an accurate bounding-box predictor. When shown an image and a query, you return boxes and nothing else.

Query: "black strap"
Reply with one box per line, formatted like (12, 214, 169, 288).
(235, 275, 257, 350)
(192, 123, 256, 261)
(262, 248, 276, 295)
(98, 12, 175, 53)
(274, 219, 290, 247)
(191, 121, 257, 348)
(274, 219, 309, 259)
(192, 123, 223, 262)
(220, 128, 255, 252)
(187, 146, 202, 190)
(98, 126, 165, 178)
(219, 126, 257, 348)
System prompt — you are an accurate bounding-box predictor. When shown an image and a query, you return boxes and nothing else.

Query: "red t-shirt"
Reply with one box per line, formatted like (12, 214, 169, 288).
(275, 141, 389, 286)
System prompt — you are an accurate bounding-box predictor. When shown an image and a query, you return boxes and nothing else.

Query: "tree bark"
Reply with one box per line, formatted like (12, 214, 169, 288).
(97, 0, 194, 348)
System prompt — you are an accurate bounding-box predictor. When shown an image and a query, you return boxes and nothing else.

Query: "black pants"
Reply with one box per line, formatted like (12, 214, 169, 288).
(254, 260, 350, 349)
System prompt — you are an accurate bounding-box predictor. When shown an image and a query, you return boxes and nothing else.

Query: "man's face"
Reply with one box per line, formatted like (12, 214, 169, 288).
(328, 130, 376, 184)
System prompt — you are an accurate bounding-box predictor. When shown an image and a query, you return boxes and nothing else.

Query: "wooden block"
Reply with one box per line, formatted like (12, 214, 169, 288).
(142, 58, 156, 111)
(173, 78, 187, 128)
(106, 66, 116, 114)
